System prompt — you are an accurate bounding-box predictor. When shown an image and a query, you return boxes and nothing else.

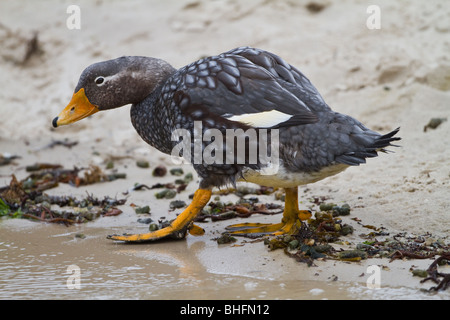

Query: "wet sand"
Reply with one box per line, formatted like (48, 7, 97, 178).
(0, 208, 447, 300)
(1, 0, 449, 300)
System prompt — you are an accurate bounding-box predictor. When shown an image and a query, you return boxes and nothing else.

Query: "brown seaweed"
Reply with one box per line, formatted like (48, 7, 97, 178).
(420, 253, 450, 292)
(0, 173, 126, 225)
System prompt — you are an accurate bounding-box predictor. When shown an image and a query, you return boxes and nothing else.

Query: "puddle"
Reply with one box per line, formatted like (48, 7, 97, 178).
(0, 219, 447, 300)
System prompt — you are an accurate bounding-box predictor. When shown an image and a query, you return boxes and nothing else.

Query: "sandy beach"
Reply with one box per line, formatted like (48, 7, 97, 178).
(0, 0, 449, 300)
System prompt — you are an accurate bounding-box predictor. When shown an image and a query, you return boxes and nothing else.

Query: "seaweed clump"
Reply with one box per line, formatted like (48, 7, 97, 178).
(264, 207, 355, 266)
(0, 173, 125, 225)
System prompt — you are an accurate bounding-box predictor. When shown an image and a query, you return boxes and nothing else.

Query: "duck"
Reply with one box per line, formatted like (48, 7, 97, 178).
(53, 46, 400, 242)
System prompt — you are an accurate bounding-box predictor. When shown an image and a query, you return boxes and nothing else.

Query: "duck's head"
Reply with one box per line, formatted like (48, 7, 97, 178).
(52, 56, 175, 128)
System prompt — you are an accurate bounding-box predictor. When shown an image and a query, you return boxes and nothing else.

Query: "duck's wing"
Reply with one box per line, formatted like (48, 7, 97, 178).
(166, 47, 323, 129)
(227, 47, 329, 113)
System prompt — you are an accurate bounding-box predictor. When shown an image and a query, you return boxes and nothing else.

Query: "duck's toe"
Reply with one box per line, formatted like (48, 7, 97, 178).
(107, 225, 189, 243)
(225, 212, 310, 238)
(107, 189, 211, 243)
(226, 187, 311, 238)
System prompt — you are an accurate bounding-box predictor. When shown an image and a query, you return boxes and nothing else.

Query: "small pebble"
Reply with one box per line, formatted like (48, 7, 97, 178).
(164, 190, 177, 199)
(155, 189, 177, 199)
(136, 160, 150, 168)
(423, 117, 447, 132)
(137, 217, 153, 224)
(184, 172, 193, 183)
(170, 168, 184, 176)
(135, 205, 150, 214)
(333, 204, 351, 216)
(306, 2, 327, 13)
(106, 173, 126, 180)
(340, 224, 354, 236)
(338, 250, 367, 261)
(411, 269, 428, 278)
(216, 234, 237, 244)
(169, 200, 186, 209)
(319, 203, 336, 211)
(152, 165, 167, 177)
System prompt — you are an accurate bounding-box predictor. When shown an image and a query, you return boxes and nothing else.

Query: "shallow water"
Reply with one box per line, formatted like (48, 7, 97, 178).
(0, 221, 332, 300)
(0, 219, 447, 300)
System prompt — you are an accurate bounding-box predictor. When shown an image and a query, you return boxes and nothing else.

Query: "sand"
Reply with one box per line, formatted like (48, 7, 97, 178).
(0, 0, 449, 300)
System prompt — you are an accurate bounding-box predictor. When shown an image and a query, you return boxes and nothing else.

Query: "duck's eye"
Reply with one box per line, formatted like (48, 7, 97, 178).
(95, 76, 105, 85)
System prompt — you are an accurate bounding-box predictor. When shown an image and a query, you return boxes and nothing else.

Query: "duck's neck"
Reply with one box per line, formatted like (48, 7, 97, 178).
(130, 82, 177, 154)
(127, 57, 177, 153)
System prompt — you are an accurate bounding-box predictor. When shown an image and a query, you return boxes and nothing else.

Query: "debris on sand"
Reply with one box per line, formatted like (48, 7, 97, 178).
(215, 234, 237, 245)
(0, 170, 126, 225)
(420, 252, 450, 292)
(169, 200, 186, 210)
(136, 159, 150, 168)
(125, 169, 194, 196)
(155, 188, 177, 199)
(152, 165, 167, 177)
(0, 24, 43, 65)
(263, 210, 354, 266)
(195, 199, 283, 223)
(213, 194, 449, 292)
(423, 117, 447, 132)
(0, 175, 27, 204)
(336, 249, 368, 262)
(305, 1, 328, 14)
(0, 153, 21, 166)
(34, 139, 79, 151)
(169, 168, 184, 176)
(11, 163, 126, 191)
(134, 205, 151, 214)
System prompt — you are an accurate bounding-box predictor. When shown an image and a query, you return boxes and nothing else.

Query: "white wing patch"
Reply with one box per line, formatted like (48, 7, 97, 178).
(228, 110, 293, 128)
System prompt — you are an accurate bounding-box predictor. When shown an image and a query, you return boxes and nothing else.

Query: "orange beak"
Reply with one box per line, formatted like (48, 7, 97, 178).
(52, 88, 99, 127)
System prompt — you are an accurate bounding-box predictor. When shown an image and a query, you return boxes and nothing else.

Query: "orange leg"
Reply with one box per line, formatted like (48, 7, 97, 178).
(226, 187, 311, 237)
(107, 189, 211, 242)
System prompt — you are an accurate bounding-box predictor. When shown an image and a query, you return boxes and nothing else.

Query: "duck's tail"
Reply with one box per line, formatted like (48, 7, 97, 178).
(372, 127, 402, 152)
(335, 127, 401, 166)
